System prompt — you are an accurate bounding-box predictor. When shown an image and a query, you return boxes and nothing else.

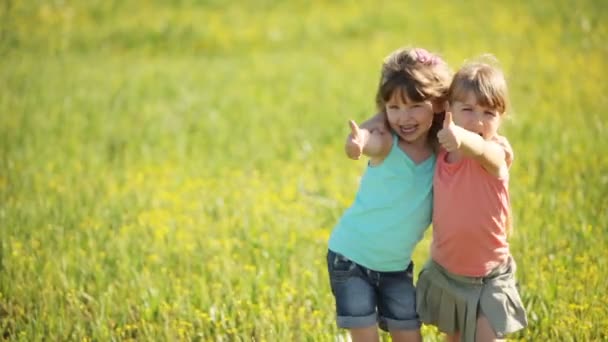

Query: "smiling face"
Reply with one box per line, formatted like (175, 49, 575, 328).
(449, 92, 502, 140)
(385, 88, 435, 145)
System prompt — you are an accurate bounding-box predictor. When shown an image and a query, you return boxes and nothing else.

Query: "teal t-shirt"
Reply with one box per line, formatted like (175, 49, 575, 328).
(328, 134, 435, 272)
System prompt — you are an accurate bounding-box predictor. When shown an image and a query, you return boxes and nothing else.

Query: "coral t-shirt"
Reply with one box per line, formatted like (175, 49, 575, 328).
(431, 136, 514, 277)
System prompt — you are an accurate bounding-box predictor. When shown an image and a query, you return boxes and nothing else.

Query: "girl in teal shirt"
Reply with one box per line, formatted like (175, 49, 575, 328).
(327, 47, 451, 342)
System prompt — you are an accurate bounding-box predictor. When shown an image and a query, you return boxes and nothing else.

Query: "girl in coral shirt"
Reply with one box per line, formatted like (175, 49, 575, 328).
(416, 58, 528, 342)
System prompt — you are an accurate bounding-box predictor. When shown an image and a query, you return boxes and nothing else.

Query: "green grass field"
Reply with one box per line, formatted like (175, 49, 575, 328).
(1, 1, 607, 340)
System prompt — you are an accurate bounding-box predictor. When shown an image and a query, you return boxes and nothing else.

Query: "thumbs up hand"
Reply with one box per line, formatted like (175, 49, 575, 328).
(437, 112, 462, 152)
(346, 120, 366, 160)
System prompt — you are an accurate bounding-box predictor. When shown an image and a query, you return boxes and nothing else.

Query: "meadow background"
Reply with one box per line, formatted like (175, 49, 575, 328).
(1, 0, 607, 340)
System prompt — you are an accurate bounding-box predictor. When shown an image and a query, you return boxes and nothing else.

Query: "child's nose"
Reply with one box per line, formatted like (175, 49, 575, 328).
(474, 111, 484, 124)
(468, 114, 483, 128)
(394, 111, 406, 123)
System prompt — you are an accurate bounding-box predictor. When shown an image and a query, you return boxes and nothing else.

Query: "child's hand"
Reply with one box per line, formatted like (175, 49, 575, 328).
(437, 112, 462, 152)
(346, 120, 365, 160)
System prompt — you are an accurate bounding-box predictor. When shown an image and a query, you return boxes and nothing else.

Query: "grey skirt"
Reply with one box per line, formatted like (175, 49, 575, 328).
(416, 257, 527, 342)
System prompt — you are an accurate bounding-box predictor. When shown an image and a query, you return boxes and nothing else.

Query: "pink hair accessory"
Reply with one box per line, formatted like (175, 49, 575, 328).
(413, 48, 440, 66)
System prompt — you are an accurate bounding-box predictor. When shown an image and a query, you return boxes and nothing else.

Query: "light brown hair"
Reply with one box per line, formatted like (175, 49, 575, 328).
(375, 47, 452, 147)
(449, 57, 509, 115)
(376, 47, 451, 111)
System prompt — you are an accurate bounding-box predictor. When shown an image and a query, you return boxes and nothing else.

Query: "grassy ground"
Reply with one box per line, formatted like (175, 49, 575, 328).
(1, 0, 607, 340)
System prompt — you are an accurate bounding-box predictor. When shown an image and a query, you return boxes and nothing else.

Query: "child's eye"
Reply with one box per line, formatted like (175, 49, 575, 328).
(484, 111, 497, 116)
(462, 108, 471, 112)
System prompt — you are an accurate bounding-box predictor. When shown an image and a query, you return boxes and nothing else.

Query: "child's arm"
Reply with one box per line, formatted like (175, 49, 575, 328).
(437, 112, 508, 177)
(345, 113, 392, 163)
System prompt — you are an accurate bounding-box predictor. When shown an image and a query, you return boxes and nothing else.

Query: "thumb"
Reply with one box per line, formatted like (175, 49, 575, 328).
(443, 111, 454, 128)
(348, 120, 360, 139)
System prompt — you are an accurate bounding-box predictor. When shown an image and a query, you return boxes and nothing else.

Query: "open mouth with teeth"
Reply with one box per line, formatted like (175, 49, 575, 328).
(399, 125, 418, 134)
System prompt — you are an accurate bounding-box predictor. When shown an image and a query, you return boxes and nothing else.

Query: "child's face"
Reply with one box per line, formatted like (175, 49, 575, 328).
(449, 92, 502, 140)
(385, 89, 435, 145)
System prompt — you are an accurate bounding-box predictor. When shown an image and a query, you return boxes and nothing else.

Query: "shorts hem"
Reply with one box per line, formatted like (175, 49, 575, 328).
(336, 313, 377, 329)
(381, 317, 421, 331)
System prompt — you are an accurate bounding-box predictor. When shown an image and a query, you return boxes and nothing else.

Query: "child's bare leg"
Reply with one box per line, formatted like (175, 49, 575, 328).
(475, 315, 503, 342)
(389, 329, 421, 342)
(349, 326, 379, 342)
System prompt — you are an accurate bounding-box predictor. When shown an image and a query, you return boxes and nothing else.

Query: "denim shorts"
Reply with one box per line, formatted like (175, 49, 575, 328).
(326, 250, 420, 331)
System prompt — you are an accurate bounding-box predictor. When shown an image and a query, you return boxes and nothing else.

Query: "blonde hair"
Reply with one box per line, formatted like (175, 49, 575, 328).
(449, 56, 509, 115)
